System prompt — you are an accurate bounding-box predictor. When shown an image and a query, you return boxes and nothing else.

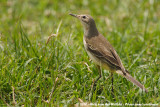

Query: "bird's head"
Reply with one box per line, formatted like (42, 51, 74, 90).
(69, 13, 99, 37)
(69, 13, 96, 30)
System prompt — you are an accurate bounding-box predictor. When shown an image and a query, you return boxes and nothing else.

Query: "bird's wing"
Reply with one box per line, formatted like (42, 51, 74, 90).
(86, 43, 122, 70)
(109, 48, 126, 73)
(85, 35, 126, 72)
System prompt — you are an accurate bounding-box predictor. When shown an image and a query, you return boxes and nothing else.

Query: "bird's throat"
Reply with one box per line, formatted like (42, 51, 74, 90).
(83, 25, 99, 38)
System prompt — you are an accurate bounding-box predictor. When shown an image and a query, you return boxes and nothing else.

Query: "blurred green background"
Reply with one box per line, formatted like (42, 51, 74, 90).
(0, 0, 160, 106)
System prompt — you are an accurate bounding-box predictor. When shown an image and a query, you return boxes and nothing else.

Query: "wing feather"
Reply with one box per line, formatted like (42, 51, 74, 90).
(87, 43, 121, 70)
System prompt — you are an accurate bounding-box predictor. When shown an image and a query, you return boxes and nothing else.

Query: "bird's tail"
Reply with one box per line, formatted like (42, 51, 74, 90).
(116, 70, 148, 93)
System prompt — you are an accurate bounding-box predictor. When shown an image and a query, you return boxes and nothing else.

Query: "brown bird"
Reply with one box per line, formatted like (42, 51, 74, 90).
(69, 13, 148, 93)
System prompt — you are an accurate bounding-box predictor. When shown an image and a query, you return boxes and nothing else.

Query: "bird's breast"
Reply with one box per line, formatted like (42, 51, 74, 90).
(83, 37, 99, 64)
(83, 37, 112, 71)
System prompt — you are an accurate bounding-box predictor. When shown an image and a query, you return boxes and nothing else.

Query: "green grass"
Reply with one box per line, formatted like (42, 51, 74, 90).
(0, 0, 160, 106)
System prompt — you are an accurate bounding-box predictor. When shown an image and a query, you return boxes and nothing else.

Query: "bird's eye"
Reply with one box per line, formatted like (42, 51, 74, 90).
(82, 16, 86, 19)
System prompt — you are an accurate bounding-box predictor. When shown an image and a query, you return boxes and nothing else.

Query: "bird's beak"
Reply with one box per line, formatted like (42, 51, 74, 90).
(69, 13, 79, 19)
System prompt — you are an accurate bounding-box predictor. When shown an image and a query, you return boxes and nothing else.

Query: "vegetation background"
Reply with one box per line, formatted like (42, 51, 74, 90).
(0, 0, 160, 106)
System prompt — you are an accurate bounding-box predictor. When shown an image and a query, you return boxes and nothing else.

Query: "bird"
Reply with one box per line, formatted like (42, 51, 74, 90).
(69, 13, 148, 93)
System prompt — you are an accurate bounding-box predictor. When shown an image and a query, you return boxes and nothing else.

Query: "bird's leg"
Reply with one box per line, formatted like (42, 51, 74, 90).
(93, 65, 102, 86)
(111, 72, 115, 100)
(111, 73, 114, 93)
(104, 72, 114, 92)
(89, 65, 102, 100)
